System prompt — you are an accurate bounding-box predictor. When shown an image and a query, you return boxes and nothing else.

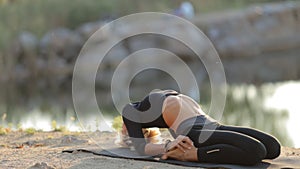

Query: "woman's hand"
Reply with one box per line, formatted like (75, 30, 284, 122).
(162, 147, 186, 161)
(165, 135, 194, 152)
(161, 142, 198, 161)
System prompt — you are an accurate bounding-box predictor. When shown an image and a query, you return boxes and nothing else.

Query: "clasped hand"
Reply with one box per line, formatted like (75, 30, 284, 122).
(161, 135, 196, 161)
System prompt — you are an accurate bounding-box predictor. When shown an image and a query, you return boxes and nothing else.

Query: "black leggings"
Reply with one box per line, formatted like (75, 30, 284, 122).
(187, 124, 281, 165)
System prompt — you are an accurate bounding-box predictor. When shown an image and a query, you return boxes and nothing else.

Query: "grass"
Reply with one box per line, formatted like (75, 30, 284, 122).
(51, 120, 68, 132)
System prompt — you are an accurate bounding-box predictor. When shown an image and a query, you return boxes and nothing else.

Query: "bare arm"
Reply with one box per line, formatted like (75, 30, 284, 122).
(145, 96, 193, 156)
(145, 135, 194, 156)
(144, 96, 181, 156)
(144, 143, 166, 155)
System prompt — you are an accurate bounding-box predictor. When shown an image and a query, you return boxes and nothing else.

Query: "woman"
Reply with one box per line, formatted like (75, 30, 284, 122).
(122, 90, 281, 165)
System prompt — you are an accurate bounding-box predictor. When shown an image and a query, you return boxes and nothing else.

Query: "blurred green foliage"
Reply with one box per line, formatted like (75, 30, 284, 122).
(0, 0, 284, 50)
(112, 115, 123, 131)
(25, 127, 36, 134)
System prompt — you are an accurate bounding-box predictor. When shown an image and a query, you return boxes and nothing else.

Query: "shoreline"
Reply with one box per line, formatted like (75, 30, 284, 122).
(0, 131, 299, 169)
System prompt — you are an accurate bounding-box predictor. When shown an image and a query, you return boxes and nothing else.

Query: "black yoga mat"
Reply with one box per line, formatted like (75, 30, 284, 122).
(63, 147, 270, 169)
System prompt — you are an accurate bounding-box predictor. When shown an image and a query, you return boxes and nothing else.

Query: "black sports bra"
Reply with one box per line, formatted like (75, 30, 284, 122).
(122, 90, 179, 154)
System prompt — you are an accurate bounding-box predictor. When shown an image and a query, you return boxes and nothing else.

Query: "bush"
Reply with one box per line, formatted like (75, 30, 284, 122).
(112, 116, 123, 132)
(0, 127, 7, 135)
(51, 120, 68, 132)
(25, 127, 36, 135)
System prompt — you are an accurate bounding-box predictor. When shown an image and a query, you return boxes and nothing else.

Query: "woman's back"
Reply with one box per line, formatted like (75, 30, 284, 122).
(162, 94, 207, 131)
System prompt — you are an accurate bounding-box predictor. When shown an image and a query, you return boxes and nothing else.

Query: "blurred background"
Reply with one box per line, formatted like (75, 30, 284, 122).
(0, 0, 300, 148)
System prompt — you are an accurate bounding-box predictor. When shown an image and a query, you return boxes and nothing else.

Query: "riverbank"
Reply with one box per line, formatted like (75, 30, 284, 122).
(0, 131, 299, 169)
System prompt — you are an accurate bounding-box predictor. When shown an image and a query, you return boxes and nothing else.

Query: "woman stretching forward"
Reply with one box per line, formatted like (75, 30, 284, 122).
(122, 90, 281, 165)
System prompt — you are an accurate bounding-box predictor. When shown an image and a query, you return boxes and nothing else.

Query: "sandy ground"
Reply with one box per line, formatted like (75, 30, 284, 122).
(0, 131, 300, 169)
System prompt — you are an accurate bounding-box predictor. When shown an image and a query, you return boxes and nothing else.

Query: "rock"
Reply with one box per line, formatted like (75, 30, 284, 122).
(27, 162, 54, 169)
(10, 32, 39, 75)
(47, 57, 71, 86)
(4, 1, 300, 108)
(40, 28, 83, 62)
(127, 34, 158, 53)
(60, 135, 87, 144)
(130, 69, 161, 86)
(14, 62, 29, 77)
(14, 31, 38, 56)
(95, 70, 114, 88)
(205, 11, 261, 58)
(104, 43, 129, 68)
(142, 166, 154, 169)
(201, 2, 300, 57)
(76, 21, 104, 40)
(76, 20, 114, 48)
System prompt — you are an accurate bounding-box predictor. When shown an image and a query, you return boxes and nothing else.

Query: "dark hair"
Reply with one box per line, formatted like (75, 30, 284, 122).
(133, 90, 179, 112)
(134, 95, 150, 111)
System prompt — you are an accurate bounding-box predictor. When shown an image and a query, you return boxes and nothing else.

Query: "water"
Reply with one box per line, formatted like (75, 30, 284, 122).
(0, 81, 300, 148)
(265, 81, 300, 148)
(217, 81, 300, 148)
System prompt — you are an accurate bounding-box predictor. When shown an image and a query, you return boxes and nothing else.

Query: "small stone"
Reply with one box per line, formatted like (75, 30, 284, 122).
(142, 166, 154, 169)
(28, 162, 54, 169)
(60, 135, 87, 144)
